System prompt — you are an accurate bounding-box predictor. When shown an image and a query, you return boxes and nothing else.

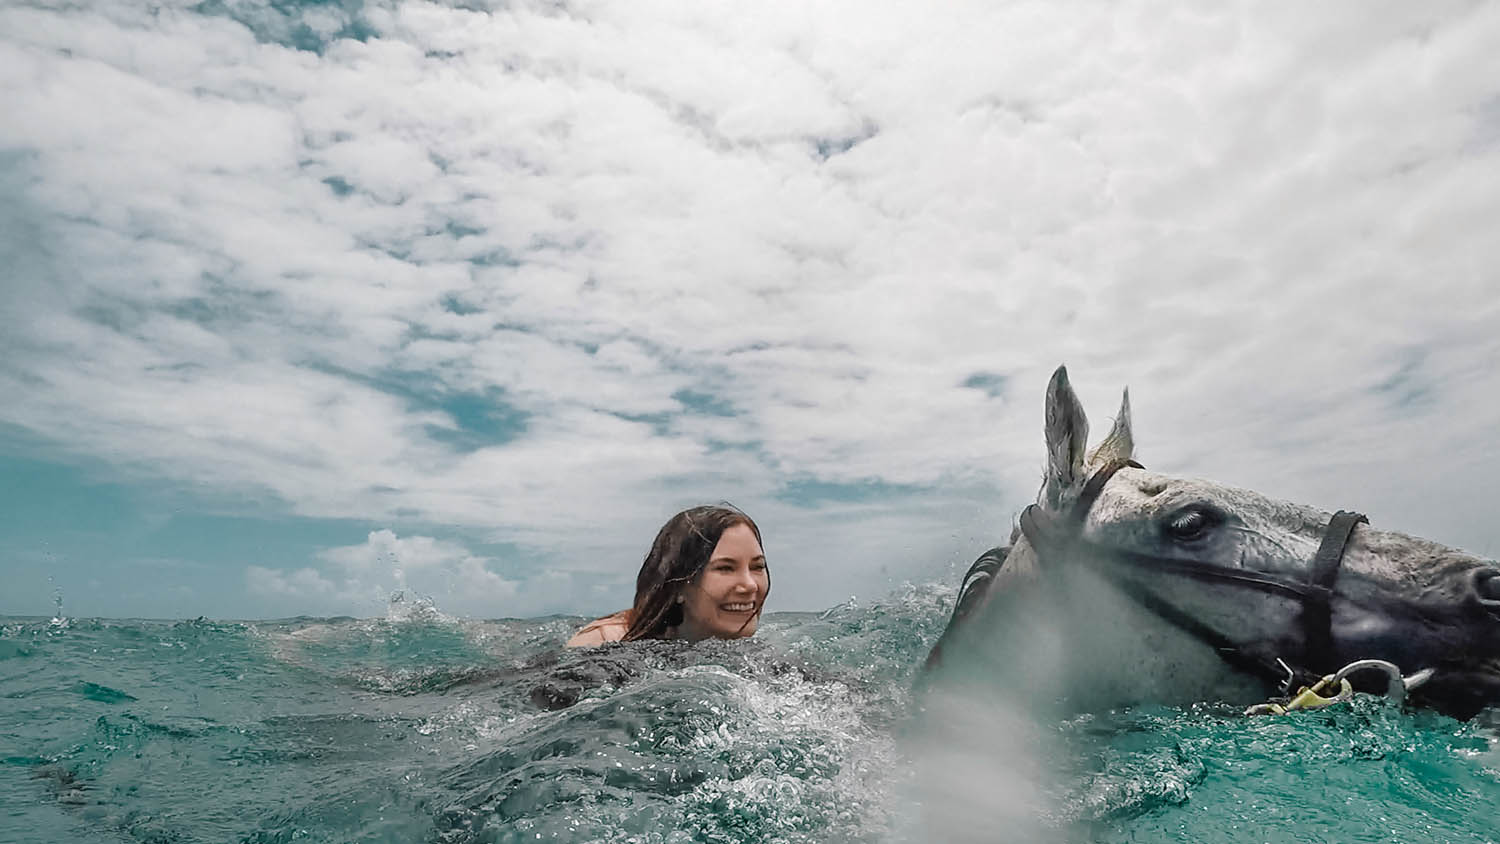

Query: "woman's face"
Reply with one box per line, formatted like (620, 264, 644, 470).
(677, 523, 768, 641)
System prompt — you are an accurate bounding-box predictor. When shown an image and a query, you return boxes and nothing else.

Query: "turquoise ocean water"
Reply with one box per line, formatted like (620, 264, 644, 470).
(4, 586, 1500, 844)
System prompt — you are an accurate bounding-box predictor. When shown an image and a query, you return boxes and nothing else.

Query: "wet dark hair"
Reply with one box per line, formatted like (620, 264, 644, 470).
(621, 505, 768, 641)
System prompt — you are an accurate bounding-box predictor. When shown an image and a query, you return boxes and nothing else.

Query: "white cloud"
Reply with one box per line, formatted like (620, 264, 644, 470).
(317, 529, 475, 574)
(247, 529, 519, 616)
(5, 0, 1500, 617)
(246, 565, 339, 599)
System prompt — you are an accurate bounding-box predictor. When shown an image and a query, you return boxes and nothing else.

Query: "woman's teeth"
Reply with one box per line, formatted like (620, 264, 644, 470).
(721, 603, 754, 612)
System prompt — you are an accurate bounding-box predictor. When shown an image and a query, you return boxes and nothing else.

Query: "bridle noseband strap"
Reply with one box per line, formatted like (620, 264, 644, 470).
(1310, 510, 1367, 591)
(1303, 509, 1367, 667)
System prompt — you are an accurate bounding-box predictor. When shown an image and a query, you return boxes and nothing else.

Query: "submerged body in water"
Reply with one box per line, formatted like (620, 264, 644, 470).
(4, 589, 1500, 844)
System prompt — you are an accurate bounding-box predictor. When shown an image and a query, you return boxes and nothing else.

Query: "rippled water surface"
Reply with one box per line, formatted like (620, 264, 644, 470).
(4, 588, 1499, 843)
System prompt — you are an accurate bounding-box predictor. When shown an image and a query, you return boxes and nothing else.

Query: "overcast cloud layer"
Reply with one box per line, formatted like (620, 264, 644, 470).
(3, 0, 1499, 619)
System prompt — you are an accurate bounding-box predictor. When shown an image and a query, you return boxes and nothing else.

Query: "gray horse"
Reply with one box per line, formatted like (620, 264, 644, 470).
(926, 366, 1500, 719)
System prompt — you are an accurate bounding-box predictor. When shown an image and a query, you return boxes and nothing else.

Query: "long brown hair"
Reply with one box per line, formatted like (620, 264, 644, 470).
(621, 505, 769, 641)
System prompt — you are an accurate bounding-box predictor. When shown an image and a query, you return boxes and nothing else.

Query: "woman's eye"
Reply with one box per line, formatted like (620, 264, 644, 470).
(1163, 507, 1221, 541)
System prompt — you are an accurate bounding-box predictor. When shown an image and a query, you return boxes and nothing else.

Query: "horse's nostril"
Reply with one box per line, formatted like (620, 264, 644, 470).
(1476, 569, 1500, 611)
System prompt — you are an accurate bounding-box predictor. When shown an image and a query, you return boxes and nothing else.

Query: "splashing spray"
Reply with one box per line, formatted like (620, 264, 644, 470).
(48, 576, 68, 629)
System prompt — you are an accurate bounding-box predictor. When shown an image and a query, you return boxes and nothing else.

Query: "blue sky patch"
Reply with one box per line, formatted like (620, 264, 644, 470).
(961, 372, 1010, 398)
(312, 366, 531, 451)
(609, 410, 674, 437)
(810, 121, 879, 161)
(673, 388, 736, 417)
(439, 295, 484, 316)
(426, 390, 532, 451)
(192, 0, 378, 54)
(0, 448, 378, 618)
(1372, 349, 1433, 410)
(323, 176, 355, 197)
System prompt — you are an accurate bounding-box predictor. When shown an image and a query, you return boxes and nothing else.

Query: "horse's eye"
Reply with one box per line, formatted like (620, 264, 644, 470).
(1163, 506, 1222, 542)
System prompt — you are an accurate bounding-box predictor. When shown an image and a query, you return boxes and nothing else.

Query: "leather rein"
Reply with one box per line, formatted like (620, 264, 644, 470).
(1015, 459, 1368, 691)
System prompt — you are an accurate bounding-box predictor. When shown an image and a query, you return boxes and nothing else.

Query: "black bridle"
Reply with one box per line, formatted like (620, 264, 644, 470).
(1014, 459, 1367, 691)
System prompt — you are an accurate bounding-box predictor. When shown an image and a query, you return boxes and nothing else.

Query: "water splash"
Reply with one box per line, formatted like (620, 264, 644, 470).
(47, 577, 68, 630)
(818, 595, 859, 620)
(385, 590, 447, 625)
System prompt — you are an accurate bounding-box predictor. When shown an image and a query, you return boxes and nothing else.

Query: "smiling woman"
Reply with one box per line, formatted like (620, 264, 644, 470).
(566, 506, 770, 647)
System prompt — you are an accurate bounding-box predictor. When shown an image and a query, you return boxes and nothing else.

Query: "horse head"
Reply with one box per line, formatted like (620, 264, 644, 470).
(930, 366, 1500, 719)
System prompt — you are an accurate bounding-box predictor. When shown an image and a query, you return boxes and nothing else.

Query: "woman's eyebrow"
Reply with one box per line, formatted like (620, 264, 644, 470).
(709, 554, 767, 563)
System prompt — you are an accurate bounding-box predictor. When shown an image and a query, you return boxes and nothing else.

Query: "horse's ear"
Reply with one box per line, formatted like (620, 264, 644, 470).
(1043, 365, 1089, 510)
(1090, 388, 1134, 467)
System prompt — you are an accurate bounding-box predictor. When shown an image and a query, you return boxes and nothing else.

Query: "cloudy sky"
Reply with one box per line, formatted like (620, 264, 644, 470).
(2, 0, 1498, 620)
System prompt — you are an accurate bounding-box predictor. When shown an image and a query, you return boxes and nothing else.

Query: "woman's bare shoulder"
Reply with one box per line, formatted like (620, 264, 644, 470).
(565, 611, 631, 648)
